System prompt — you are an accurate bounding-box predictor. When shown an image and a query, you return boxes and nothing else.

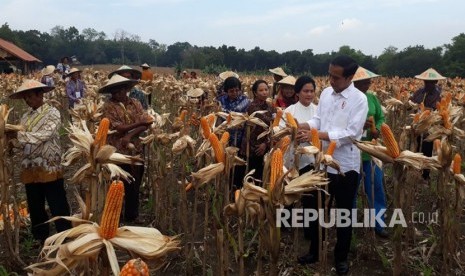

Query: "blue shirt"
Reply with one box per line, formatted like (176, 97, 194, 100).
(218, 94, 250, 147)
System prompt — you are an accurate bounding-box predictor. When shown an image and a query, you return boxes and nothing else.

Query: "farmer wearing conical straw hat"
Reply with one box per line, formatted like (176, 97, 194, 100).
(352, 66, 389, 238)
(100, 74, 153, 224)
(8, 79, 72, 245)
(410, 68, 446, 180)
(109, 65, 149, 110)
(269, 66, 288, 99)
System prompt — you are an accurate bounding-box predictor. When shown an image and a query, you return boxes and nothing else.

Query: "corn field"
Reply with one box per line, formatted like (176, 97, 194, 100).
(0, 67, 464, 275)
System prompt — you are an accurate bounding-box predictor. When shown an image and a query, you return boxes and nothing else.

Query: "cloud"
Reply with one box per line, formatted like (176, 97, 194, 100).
(213, 2, 333, 27)
(340, 18, 362, 31)
(308, 25, 331, 35)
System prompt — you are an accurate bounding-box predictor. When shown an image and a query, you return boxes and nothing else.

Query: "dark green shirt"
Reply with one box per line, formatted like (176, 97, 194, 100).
(362, 91, 385, 161)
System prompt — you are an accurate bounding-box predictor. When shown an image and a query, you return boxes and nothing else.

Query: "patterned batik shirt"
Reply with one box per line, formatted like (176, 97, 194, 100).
(103, 97, 146, 156)
(17, 104, 63, 184)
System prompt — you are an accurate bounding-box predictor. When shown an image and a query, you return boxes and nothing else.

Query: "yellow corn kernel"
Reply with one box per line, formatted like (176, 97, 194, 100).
(200, 117, 211, 139)
(452, 153, 462, 174)
(93, 117, 110, 147)
(209, 133, 225, 163)
(380, 123, 400, 158)
(326, 141, 337, 156)
(310, 128, 321, 150)
(269, 149, 283, 191)
(99, 180, 125, 239)
(272, 108, 283, 127)
(220, 131, 230, 147)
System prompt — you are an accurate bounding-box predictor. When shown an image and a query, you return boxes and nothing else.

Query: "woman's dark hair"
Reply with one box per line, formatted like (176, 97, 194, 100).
(251, 79, 268, 98)
(294, 76, 316, 94)
(223, 76, 241, 92)
(331, 55, 359, 77)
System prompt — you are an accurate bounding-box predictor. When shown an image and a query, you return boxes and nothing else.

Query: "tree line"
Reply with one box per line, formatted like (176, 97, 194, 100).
(1, 23, 464, 77)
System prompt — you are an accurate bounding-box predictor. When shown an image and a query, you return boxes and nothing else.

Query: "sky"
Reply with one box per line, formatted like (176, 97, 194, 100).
(2, 0, 465, 56)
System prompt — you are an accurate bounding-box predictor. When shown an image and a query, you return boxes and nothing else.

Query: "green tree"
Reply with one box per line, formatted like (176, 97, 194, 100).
(443, 33, 465, 77)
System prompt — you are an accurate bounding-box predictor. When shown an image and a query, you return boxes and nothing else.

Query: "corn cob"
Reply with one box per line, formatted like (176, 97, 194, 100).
(441, 110, 452, 129)
(310, 128, 321, 150)
(326, 141, 337, 156)
(269, 149, 283, 191)
(452, 153, 462, 174)
(120, 258, 149, 276)
(445, 92, 452, 107)
(206, 113, 216, 127)
(93, 117, 110, 147)
(380, 123, 400, 158)
(220, 131, 230, 147)
(278, 135, 291, 153)
(420, 109, 431, 120)
(272, 108, 283, 127)
(413, 113, 421, 123)
(208, 133, 225, 163)
(178, 110, 188, 121)
(234, 189, 241, 203)
(285, 112, 297, 129)
(200, 117, 211, 139)
(99, 180, 124, 239)
(419, 102, 425, 112)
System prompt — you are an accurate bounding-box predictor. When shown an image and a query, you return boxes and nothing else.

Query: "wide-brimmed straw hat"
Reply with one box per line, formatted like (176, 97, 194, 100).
(187, 88, 204, 98)
(67, 67, 82, 77)
(269, 67, 287, 77)
(414, 68, 446, 81)
(108, 65, 142, 80)
(9, 79, 55, 99)
(218, 71, 239, 81)
(277, 75, 296, 86)
(98, 74, 139, 94)
(41, 65, 55, 76)
(141, 63, 150, 68)
(352, 66, 380, 82)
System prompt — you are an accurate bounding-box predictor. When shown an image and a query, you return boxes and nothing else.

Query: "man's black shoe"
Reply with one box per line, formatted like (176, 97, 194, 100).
(335, 260, 349, 275)
(297, 253, 318, 265)
(375, 229, 389, 239)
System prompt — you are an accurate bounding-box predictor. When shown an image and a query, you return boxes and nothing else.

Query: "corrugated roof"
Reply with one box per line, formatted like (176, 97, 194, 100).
(0, 38, 41, 62)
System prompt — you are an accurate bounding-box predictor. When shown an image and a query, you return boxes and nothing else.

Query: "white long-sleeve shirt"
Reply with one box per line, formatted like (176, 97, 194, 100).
(282, 101, 317, 169)
(306, 83, 368, 174)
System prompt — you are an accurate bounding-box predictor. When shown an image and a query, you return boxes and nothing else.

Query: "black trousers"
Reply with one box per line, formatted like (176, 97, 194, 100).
(248, 154, 265, 181)
(120, 164, 145, 221)
(417, 136, 433, 179)
(305, 170, 359, 262)
(25, 178, 72, 243)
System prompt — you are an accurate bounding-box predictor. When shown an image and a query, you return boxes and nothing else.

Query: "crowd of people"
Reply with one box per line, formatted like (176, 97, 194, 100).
(9, 55, 447, 275)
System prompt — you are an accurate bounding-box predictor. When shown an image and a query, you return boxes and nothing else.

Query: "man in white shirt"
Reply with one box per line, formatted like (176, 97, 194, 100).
(297, 56, 368, 275)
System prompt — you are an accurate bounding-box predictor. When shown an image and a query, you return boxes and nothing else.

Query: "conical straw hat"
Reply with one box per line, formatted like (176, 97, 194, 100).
(108, 65, 142, 80)
(414, 68, 446, 80)
(352, 66, 380, 82)
(9, 79, 54, 99)
(219, 71, 239, 81)
(269, 67, 288, 77)
(41, 65, 55, 76)
(98, 74, 139, 94)
(277, 75, 296, 86)
(187, 88, 204, 97)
